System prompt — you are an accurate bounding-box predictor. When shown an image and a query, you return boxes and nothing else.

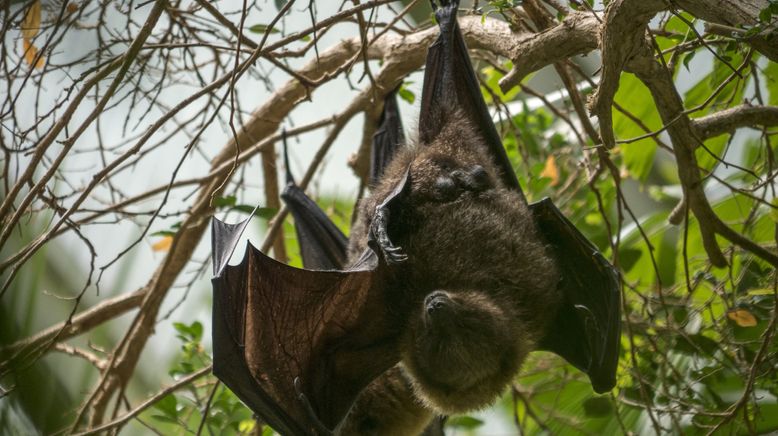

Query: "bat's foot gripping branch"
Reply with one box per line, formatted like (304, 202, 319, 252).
(430, 0, 459, 30)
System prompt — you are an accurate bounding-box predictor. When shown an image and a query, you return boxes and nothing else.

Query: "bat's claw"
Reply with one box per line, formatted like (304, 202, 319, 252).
(369, 206, 408, 264)
(382, 245, 409, 264)
(294, 377, 334, 436)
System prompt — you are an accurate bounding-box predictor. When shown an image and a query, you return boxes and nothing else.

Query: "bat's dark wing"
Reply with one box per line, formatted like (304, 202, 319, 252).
(531, 198, 621, 393)
(281, 139, 349, 270)
(370, 86, 406, 186)
(211, 216, 402, 435)
(420, 0, 523, 199)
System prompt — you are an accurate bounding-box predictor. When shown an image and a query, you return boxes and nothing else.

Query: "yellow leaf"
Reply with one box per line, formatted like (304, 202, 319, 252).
(21, 1, 41, 40)
(22, 39, 45, 69)
(539, 155, 559, 186)
(727, 309, 757, 327)
(152, 235, 173, 252)
(238, 419, 255, 434)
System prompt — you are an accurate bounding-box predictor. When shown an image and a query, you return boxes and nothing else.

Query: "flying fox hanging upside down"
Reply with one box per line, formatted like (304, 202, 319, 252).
(339, 109, 560, 435)
(210, 1, 621, 435)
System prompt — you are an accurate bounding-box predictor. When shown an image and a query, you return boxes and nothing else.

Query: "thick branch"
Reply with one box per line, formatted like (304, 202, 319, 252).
(630, 46, 778, 267)
(498, 11, 599, 92)
(693, 104, 778, 139)
(588, 0, 665, 148)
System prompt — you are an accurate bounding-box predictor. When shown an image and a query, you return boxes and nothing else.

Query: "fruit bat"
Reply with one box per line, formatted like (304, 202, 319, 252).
(210, 1, 621, 435)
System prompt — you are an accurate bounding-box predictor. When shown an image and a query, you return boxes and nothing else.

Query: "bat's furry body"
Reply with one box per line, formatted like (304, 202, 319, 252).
(342, 112, 561, 434)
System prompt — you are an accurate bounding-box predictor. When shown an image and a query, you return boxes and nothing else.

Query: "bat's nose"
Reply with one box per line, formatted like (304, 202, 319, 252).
(425, 291, 451, 315)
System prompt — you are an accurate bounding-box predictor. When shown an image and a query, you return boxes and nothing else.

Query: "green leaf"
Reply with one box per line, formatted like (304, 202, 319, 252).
(618, 247, 643, 273)
(583, 396, 613, 417)
(213, 195, 237, 208)
(613, 74, 660, 181)
(759, 8, 772, 23)
(151, 414, 179, 424)
(446, 415, 484, 429)
(682, 50, 696, 71)
(765, 62, 778, 106)
(173, 321, 202, 341)
(248, 24, 280, 34)
(154, 394, 178, 419)
(238, 419, 255, 433)
(190, 321, 203, 341)
(150, 230, 176, 237)
(398, 87, 415, 105)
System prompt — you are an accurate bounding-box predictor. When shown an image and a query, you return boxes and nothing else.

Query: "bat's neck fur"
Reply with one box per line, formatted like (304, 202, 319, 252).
(343, 111, 561, 433)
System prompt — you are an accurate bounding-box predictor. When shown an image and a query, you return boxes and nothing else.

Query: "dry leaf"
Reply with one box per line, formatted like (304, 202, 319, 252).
(22, 39, 45, 69)
(539, 154, 559, 186)
(21, 1, 41, 40)
(152, 235, 174, 252)
(727, 309, 758, 327)
(21, 1, 45, 69)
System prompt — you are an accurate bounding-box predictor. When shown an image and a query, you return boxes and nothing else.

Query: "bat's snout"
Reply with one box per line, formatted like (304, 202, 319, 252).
(424, 291, 452, 316)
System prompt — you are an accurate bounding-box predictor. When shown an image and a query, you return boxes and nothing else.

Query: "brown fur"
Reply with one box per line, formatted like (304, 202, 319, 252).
(342, 112, 561, 431)
(338, 366, 432, 436)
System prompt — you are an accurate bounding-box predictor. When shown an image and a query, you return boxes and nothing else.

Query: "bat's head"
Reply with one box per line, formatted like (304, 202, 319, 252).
(400, 290, 529, 413)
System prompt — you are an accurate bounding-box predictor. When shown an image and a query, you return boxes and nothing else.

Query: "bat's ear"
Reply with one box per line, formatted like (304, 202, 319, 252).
(211, 210, 257, 276)
(531, 198, 622, 393)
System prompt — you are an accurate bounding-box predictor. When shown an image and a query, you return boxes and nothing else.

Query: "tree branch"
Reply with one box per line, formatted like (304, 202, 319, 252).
(498, 11, 599, 92)
(693, 104, 778, 139)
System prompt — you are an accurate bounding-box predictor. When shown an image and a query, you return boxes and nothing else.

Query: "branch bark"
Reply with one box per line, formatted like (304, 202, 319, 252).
(693, 104, 778, 139)
(0, 288, 144, 369)
(498, 11, 600, 92)
(588, 0, 665, 149)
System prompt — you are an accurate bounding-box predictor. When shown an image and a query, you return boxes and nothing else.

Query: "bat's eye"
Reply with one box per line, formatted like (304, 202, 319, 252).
(433, 176, 457, 201)
(468, 165, 489, 189)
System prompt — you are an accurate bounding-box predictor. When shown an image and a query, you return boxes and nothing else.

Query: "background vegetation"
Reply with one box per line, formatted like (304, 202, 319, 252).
(1, 0, 777, 434)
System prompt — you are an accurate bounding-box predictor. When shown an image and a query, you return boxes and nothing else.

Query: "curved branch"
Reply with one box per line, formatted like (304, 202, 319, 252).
(588, 0, 664, 149)
(0, 288, 144, 368)
(498, 11, 599, 92)
(693, 104, 778, 139)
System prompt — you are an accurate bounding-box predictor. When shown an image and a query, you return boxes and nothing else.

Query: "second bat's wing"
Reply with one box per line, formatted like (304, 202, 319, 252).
(419, 0, 523, 198)
(281, 137, 349, 270)
(530, 198, 622, 393)
(212, 216, 402, 435)
(370, 86, 406, 186)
